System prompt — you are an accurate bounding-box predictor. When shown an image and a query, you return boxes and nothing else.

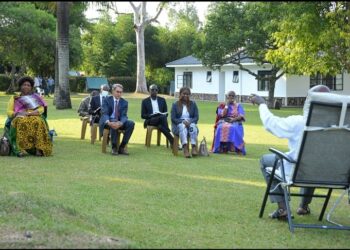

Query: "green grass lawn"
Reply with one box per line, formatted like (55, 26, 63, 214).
(0, 92, 349, 248)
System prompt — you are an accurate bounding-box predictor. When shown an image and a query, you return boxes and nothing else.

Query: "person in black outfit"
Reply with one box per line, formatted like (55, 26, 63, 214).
(141, 84, 174, 147)
(89, 84, 110, 137)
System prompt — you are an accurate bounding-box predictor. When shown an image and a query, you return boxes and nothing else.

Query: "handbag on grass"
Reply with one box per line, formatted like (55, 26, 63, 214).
(0, 135, 10, 156)
(198, 137, 209, 156)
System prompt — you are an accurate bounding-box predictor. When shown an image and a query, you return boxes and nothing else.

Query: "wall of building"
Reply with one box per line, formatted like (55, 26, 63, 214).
(173, 66, 350, 106)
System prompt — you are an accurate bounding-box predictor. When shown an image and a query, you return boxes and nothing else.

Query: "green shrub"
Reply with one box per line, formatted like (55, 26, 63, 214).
(0, 74, 11, 91)
(108, 76, 136, 92)
(69, 76, 86, 93)
(68, 77, 77, 93)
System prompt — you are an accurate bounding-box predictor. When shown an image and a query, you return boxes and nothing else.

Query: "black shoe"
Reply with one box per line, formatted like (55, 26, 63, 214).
(111, 148, 118, 156)
(118, 147, 129, 156)
(297, 206, 311, 215)
(269, 208, 288, 220)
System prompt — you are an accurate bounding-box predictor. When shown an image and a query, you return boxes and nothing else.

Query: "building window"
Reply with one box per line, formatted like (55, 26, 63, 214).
(183, 72, 193, 89)
(232, 70, 239, 83)
(257, 70, 272, 91)
(206, 71, 212, 82)
(310, 72, 343, 91)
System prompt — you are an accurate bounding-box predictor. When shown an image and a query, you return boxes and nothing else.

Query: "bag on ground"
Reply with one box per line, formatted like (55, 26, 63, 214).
(199, 137, 209, 156)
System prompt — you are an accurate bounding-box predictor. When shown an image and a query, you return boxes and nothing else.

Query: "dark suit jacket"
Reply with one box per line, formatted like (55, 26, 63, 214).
(100, 96, 129, 126)
(141, 96, 168, 128)
(170, 100, 199, 135)
(89, 95, 102, 115)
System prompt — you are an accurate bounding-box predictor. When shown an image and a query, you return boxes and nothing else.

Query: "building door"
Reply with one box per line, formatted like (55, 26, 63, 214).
(218, 72, 225, 102)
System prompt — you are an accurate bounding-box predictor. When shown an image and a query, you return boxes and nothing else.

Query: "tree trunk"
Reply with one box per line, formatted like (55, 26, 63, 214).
(267, 79, 276, 109)
(134, 24, 148, 93)
(55, 1, 72, 109)
(53, 38, 58, 106)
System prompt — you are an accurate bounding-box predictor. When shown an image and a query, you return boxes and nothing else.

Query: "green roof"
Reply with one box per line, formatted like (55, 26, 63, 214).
(86, 77, 108, 90)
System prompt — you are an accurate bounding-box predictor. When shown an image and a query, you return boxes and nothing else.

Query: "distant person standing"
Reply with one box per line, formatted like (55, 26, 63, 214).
(34, 76, 41, 93)
(47, 76, 55, 95)
(41, 77, 49, 97)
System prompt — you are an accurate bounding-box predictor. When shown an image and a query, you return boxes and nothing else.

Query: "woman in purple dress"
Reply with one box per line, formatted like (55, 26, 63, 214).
(212, 91, 246, 155)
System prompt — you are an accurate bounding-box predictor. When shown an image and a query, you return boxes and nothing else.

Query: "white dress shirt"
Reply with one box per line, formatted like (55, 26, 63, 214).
(151, 98, 160, 114)
(259, 104, 304, 180)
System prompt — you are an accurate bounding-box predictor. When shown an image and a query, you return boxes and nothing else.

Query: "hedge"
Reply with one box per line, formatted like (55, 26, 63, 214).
(0, 75, 12, 91)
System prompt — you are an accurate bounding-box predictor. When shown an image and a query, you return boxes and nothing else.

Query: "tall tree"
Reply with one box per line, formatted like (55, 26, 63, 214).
(55, 1, 71, 109)
(129, 2, 165, 93)
(196, 2, 286, 108)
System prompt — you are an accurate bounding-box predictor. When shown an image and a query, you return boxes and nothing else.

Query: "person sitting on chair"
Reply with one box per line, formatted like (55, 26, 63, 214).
(78, 90, 99, 118)
(250, 85, 331, 220)
(212, 90, 246, 155)
(170, 86, 199, 158)
(6, 76, 52, 157)
(141, 84, 174, 147)
(89, 84, 110, 137)
(100, 83, 135, 156)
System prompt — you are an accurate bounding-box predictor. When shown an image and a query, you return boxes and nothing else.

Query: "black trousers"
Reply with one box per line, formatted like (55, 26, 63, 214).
(108, 119, 135, 149)
(146, 115, 174, 145)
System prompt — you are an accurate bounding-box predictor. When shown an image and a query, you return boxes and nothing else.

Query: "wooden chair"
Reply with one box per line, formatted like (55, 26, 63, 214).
(80, 116, 90, 140)
(145, 125, 169, 148)
(101, 128, 126, 153)
(172, 135, 198, 156)
(90, 123, 101, 144)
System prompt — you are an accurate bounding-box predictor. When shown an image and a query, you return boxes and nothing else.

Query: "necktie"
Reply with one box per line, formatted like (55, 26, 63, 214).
(114, 100, 119, 120)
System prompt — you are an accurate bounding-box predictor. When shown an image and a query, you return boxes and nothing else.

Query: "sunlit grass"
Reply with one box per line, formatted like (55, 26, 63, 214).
(0, 92, 349, 248)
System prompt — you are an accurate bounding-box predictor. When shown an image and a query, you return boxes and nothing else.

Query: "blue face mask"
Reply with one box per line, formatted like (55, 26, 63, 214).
(101, 90, 108, 97)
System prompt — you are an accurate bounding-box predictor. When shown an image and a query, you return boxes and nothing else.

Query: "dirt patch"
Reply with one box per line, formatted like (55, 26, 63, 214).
(0, 228, 131, 249)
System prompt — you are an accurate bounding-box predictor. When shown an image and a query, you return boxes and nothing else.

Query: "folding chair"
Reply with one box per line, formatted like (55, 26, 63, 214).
(259, 92, 350, 232)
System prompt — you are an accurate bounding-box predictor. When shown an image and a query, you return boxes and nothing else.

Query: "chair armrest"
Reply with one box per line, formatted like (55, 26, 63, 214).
(269, 148, 296, 164)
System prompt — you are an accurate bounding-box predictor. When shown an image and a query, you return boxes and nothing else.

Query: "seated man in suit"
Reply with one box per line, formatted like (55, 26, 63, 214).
(78, 90, 99, 118)
(141, 84, 174, 147)
(89, 84, 110, 137)
(100, 83, 135, 155)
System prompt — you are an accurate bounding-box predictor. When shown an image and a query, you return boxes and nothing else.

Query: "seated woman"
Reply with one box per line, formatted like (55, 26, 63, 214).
(171, 87, 199, 158)
(211, 91, 246, 155)
(6, 76, 53, 157)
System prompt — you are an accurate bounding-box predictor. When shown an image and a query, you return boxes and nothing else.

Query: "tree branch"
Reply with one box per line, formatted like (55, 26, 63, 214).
(145, 3, 165, 25)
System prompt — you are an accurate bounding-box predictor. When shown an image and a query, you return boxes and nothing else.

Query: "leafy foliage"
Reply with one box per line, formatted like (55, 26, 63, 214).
(266, 2, 350, 75)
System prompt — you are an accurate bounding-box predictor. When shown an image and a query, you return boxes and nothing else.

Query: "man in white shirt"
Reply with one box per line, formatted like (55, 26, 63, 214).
(141, 84, 174, 147)
(251, 85, 331, 220)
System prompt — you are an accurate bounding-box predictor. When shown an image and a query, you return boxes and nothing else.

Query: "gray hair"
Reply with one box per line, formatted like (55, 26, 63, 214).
(112, 83, 123, 91)
(100, 84, 110, 91)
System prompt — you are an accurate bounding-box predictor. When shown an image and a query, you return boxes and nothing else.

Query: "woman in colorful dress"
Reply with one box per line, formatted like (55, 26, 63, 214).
(212, 90, 246, 155)
(6, 76, 52, 157)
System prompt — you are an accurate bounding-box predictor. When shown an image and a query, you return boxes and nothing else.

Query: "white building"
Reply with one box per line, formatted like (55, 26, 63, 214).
(166, 55, 350, 106)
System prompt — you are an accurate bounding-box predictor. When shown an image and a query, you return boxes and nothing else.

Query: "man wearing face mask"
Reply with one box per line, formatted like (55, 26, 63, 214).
(89, 84, 110, 137)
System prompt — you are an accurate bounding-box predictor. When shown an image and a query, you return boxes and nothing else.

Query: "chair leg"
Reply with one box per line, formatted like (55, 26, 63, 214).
(102, 128, 109, 153)
(283, 185, 294, 233)
(157, 128, 161, 146)
(145, 127, 152, 147)
(320, 188, 333, 221)
(91, 124, 97, 144)
(81, 119, 88, 140)
(173, 136, 179, 156)
(259, 158, 280, 218)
